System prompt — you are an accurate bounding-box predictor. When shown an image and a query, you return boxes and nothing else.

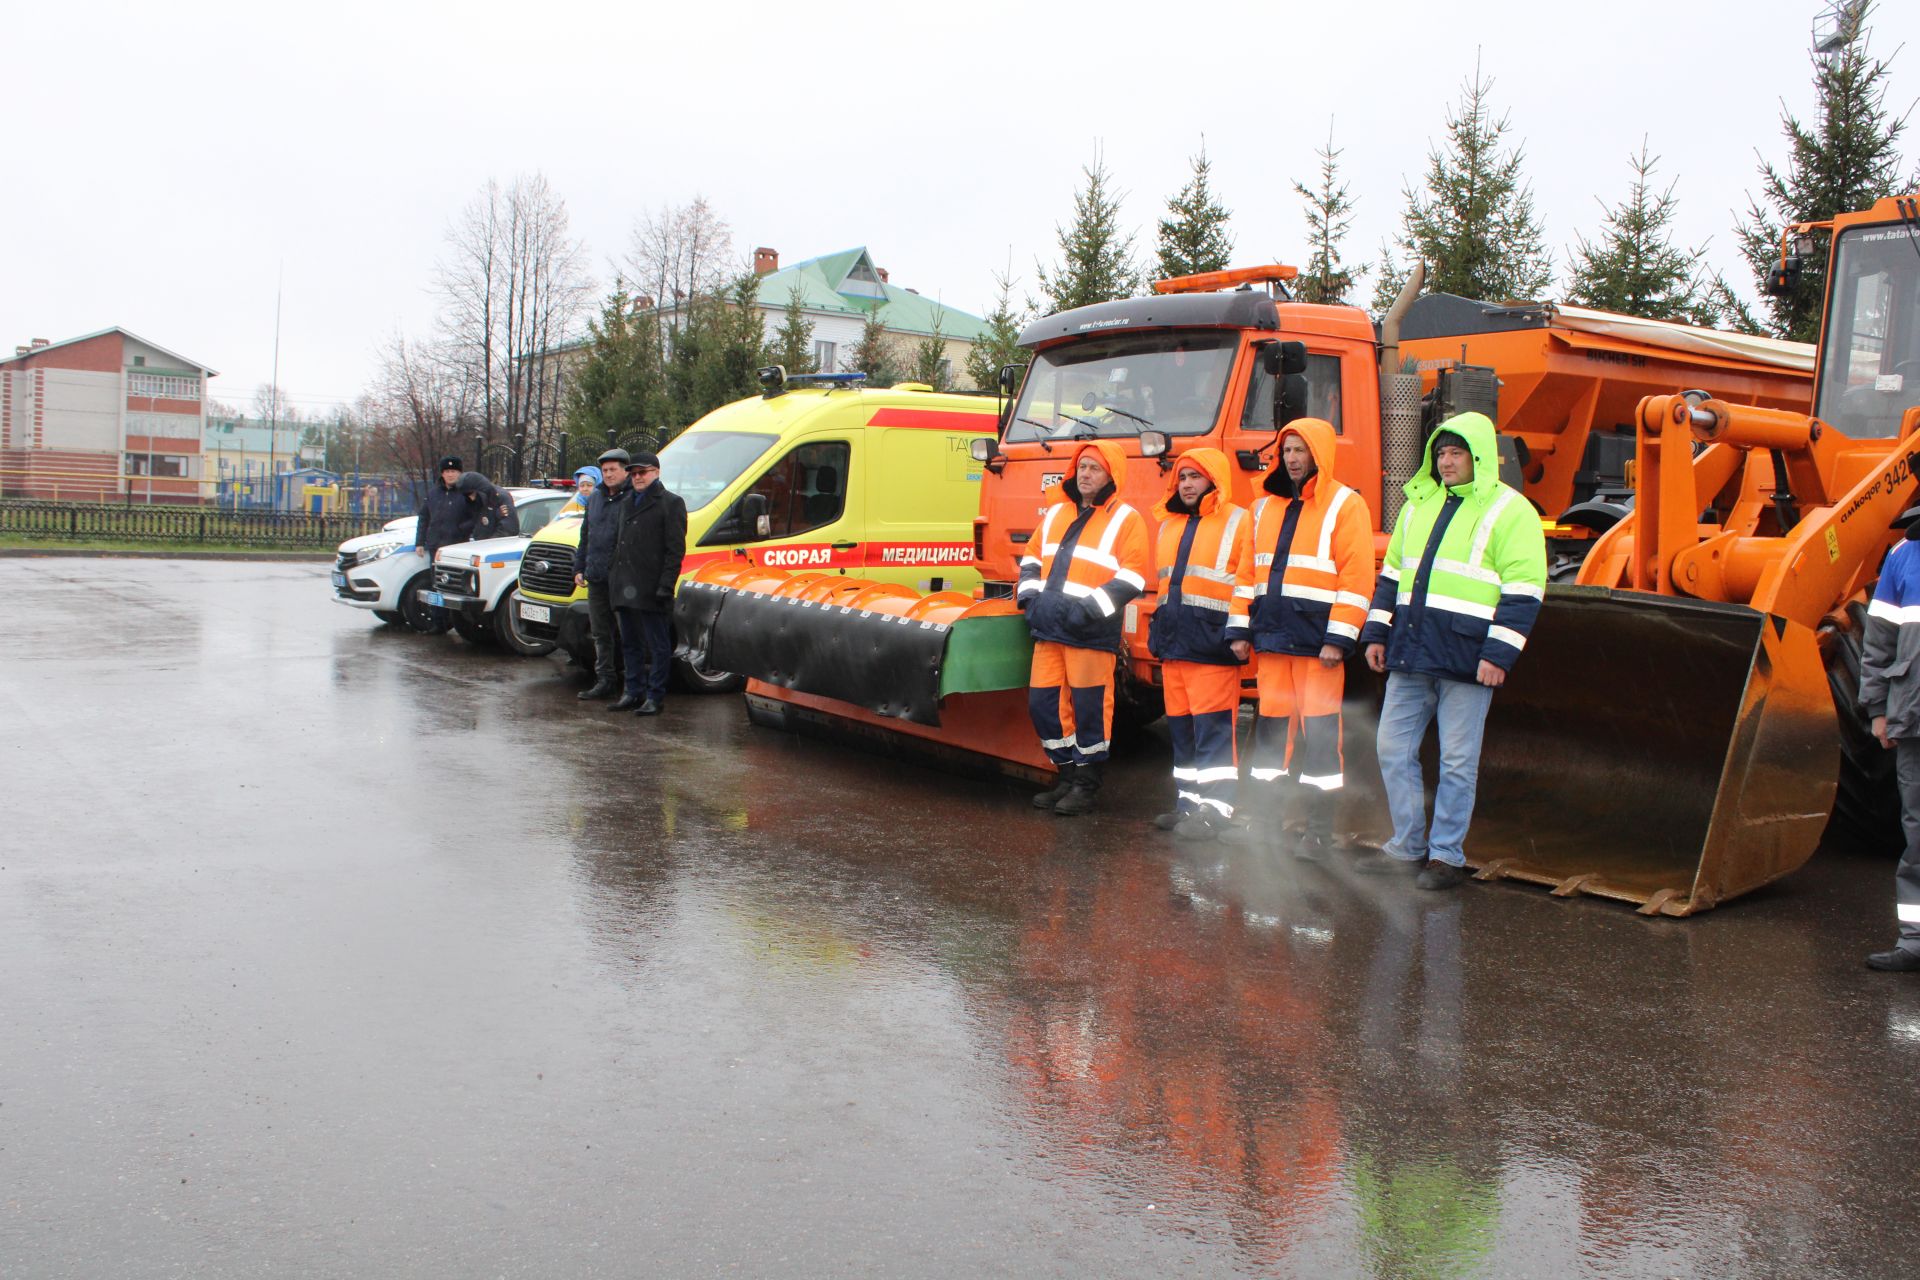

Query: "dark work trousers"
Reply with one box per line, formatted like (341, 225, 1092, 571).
(1896, 741, 1920, 954)
(586, 580, 620, 684)
(617, 608, 673, 703)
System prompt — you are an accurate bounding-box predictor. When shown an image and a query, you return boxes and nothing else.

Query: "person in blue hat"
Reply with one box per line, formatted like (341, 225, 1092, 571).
(560, 465, 601, 516)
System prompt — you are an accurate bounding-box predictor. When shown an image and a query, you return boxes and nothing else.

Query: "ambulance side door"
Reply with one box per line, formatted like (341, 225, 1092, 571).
(697, 436, 857, 573)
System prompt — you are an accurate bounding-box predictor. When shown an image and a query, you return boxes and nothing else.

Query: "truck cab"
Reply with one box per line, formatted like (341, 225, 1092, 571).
(977, 285, 1380, 687)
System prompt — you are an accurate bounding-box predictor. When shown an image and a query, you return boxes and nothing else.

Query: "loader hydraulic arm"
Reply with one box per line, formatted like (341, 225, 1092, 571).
(1598, 393, 1920, 629)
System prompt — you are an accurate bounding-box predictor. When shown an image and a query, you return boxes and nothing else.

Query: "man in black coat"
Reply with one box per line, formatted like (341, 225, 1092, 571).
(415, 456, 477, 631)
(571, 449, 632, 701)
(457, 471, 518, 539)
(606, 451, 686, 715)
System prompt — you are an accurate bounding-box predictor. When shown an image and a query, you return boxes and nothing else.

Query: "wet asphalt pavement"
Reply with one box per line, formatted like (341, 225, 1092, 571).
(5, 558, 1920, 1278)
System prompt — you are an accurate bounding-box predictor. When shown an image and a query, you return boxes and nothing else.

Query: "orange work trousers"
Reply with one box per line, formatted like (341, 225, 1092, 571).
(1163, 659, 1243, 819)
(1251, 652, 1346, 836)
(1029, 642, 1116, 765)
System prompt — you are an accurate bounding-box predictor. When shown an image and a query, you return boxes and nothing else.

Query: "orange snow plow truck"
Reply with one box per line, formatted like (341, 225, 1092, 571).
(678, 195, 1920, 914)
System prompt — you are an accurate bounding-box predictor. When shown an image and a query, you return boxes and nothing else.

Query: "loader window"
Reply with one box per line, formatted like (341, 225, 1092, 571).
(1815, 224, 1920, 439)
(700, 440, 851, 545)
(1006, 331, 1235, 441)
(1240, 351, 1345, 433)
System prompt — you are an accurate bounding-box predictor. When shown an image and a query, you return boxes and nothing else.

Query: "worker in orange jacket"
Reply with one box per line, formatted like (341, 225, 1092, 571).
(1017, 439, 1153, 817)
(1239, 418, 1375, 857)
(1146, 447, 1255, 839)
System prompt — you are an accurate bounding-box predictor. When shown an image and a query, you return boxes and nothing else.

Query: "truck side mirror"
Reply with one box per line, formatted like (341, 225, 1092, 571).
(997, 363, 1024, 394)
(1261, 340, 1308, 377)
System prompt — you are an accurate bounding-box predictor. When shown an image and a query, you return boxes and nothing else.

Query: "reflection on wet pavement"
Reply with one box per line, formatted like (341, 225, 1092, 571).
(3, 560, 1918, 1278)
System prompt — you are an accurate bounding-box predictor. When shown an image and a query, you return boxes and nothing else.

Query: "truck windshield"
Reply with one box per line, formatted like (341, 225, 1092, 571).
(1006, 331, 1237, 442)
(660, 430, 777, 512)
(1815, 222, 1920, 439)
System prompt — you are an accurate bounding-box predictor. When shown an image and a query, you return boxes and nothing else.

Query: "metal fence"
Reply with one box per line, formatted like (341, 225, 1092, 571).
(0, 500, 390, 548)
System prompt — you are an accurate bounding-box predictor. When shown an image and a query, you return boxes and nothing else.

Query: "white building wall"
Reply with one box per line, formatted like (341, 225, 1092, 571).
(40, 369, 122, 451)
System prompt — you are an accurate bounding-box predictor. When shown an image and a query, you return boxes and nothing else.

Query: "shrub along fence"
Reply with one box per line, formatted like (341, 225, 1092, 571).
(0, 500, 390, 548)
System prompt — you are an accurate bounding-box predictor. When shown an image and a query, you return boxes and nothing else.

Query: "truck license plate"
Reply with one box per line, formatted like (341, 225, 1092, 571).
(331, 571, 346, 590)
(519, 601, 552, 624)
(420, 589, 445, 607)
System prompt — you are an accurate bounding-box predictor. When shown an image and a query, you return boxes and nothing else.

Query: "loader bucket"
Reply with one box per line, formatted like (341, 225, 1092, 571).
(1355, 587, 1838, 916)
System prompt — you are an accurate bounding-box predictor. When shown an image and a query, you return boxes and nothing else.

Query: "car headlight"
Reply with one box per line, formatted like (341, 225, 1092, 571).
(355, 543, 402, 564)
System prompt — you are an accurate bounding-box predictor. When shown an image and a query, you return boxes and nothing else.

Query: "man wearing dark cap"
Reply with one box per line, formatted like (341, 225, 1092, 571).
(572, 449, 631, 700)
(414, 455, 477, 632)
(606, 451, 686, 715)
(1357, 412, 1546, 890)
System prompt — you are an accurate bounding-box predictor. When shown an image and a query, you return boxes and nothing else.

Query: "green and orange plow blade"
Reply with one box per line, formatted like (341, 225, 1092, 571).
(674, 562, 1054, 780)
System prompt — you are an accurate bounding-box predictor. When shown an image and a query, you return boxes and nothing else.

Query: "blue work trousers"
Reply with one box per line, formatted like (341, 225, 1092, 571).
(1376, 671, 1495, 868)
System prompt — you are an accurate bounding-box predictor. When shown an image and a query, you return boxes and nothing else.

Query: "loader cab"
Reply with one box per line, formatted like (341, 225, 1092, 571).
(1814, 216, 1920, 440)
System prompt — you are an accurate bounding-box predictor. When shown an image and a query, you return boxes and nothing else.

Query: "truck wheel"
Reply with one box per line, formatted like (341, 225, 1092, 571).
(399, 571, 450, 634)
(374, 610, 406, 626)
(673, 654, 744, 695)
(496, 586, 558, 657)
(1819, 601, 1903, 854)
(451, 612, 494, 648)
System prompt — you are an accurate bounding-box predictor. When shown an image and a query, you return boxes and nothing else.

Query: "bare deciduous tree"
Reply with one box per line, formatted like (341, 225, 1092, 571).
(624, 197, 735, 314)
(435, 174, 593, 466)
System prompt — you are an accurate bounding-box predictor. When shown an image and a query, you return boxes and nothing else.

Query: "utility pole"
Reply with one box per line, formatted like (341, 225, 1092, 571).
(267, 265, 283, 510)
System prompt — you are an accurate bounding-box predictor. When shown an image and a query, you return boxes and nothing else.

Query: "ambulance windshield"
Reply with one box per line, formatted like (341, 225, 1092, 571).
(1006, 331, 1236, 442)
(661, 430, 777, 512)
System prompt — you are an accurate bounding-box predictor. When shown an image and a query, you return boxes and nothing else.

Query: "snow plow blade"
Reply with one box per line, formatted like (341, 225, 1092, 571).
(673, 562, 1053, 780)
(1357, 587, 1837, 916)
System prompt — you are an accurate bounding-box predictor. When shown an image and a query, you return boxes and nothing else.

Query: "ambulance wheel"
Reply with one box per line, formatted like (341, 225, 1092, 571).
(374, 610, 406, 626)
(1820, 601, 1903, 855)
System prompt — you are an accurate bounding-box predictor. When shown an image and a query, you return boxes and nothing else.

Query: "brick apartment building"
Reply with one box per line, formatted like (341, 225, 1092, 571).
(0, 328, 218, 502)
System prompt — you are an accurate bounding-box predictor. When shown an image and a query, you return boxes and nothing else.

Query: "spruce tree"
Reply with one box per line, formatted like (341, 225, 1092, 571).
(1035, 150, 1142, 314)
(845, 309, 904, 387)
(966, 267, 1027, 392)
(1734, 0, 1910, 342)
(563, 282, 668, 445)
(1155, 143, 1234, 280)
(765, 284, 816, 375)
(1293, 126, 1361, 305)
(909, 309, 951, 391)
(1566, 142, 1720, 325)
(1372, 62, 1553, 313)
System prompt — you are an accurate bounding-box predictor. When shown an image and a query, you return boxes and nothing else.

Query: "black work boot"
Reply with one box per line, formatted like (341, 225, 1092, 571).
(1172, 813, 1217, 841)
(578, 679, 618, 701)
(608, 693, 643, 712)
(1866, 948, 1920, 972)
(1032, 766, 1077, 811)
(1053, 762, 1102, 818)
(1152, 811, 1185, 831)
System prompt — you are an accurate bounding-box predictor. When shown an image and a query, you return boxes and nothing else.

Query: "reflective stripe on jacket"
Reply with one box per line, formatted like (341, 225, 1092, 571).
(1018, 439, 1152, 650)
(1147, 446, 1253, 666)
(1357, 411, 1546, 681)
(1862, 536, 1920, 738)
(1248, 418, 1375, 657)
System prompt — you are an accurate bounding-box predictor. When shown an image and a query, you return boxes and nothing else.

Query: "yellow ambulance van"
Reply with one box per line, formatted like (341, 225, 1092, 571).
(514, 376, 1000, 688)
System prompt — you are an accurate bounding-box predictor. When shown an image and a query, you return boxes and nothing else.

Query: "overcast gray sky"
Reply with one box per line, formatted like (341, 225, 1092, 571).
(6, 0, 1917, 415)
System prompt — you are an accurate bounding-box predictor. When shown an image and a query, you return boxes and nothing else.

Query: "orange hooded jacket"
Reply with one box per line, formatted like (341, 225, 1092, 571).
(1016, 439, 1153, 650)
(1147, 446, 1254, 666)
(1248, 418, 1375, 655)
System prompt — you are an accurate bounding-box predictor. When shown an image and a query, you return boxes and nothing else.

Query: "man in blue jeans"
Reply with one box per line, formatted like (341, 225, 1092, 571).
(1357, 413, 1546, 890)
